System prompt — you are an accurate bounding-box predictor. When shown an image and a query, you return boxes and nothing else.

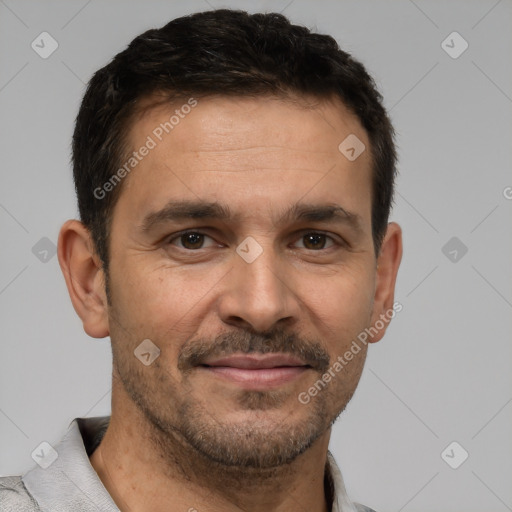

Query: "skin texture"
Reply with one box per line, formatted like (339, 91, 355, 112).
(58, 95, 402, 512)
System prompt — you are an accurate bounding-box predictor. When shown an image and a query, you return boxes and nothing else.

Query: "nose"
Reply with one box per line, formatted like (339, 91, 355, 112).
(216, 244, 300, 333)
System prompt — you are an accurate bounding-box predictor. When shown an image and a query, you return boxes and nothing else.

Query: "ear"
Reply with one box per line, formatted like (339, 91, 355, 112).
(57, 220, 110, 338)
(368, 222, 403, 343)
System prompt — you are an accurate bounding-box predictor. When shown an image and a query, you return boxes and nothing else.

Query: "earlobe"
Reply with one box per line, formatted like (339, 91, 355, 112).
(368, 222, 403, 343)
(57, 220, 110, 338)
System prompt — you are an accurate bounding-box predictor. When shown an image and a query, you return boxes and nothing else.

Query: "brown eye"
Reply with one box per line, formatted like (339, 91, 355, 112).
(181, 233, 204, 249)
(171, 232, 207, 250)
(168, 231, 220, 252)
(302, 233, 328, 250)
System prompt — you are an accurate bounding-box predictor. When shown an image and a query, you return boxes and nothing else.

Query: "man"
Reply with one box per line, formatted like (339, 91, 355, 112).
(1, 9, 402, 512)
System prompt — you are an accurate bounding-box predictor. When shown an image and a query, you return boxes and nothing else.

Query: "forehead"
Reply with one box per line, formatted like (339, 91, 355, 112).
(131, 94, 365, 157)
(115, 94, 373, 228)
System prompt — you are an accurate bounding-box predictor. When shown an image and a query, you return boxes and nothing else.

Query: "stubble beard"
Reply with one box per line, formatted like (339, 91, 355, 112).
(108, 308, 362, 475)
(113, 352, 355, 475)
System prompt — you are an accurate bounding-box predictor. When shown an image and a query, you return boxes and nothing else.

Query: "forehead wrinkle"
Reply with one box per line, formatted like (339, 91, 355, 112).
(171, 146, 336, 175)
(182, 148, 334, 164)
(151, 157, 333, 176)
(176, 167, 331, 174)
(186, 145, 334, 155)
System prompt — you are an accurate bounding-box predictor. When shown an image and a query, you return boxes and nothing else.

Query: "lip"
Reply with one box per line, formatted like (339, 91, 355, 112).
(198, 353, 311, 388)
(202, 353, 308, 369)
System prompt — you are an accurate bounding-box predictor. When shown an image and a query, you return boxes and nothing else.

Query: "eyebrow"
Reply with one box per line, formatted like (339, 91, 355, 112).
(141, 201, 233, 232)
(281, 202, 362, 232)
(140, 200, 363, 234)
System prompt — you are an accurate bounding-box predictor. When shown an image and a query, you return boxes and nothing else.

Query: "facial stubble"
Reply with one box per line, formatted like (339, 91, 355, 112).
(109, 316, 366, 478)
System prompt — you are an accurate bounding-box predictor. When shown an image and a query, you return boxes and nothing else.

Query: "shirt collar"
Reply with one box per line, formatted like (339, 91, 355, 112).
(23, 417, 118, 512)
(23, 416, 359, 512)
(325, 450, 361, 512)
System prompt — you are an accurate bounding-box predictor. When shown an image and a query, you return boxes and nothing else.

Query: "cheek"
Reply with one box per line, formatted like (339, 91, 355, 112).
(303, 265, 375, 343)
(109, 257, 224, 336)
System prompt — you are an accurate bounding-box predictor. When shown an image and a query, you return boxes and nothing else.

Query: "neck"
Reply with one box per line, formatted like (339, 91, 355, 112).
(90, 388, 332, 512)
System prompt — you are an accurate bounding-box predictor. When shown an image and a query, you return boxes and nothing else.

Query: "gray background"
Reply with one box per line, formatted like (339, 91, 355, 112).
(1, 1, 511, 511)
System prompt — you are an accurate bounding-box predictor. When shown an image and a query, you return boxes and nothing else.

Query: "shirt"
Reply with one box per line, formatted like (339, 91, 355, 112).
(0, 416, 377, 512)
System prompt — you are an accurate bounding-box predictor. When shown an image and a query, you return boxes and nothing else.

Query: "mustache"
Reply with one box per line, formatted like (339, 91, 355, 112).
(178, 328, 330, 373)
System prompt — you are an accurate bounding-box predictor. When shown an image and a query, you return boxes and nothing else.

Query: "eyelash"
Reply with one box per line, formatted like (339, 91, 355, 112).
(167, 230, 344, 251)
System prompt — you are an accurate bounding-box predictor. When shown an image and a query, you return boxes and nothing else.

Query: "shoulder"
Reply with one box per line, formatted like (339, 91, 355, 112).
(0, 475, 40, 511)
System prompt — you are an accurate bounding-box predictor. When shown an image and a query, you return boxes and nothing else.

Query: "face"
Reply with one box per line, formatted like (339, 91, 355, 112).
(105, 95, 382, 469)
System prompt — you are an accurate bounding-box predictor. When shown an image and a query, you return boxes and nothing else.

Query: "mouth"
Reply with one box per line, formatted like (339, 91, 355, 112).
(198, 353, 312, 388)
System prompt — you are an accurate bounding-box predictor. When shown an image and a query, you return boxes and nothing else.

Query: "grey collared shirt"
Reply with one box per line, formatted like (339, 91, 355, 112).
(0, 416, 376, 512)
